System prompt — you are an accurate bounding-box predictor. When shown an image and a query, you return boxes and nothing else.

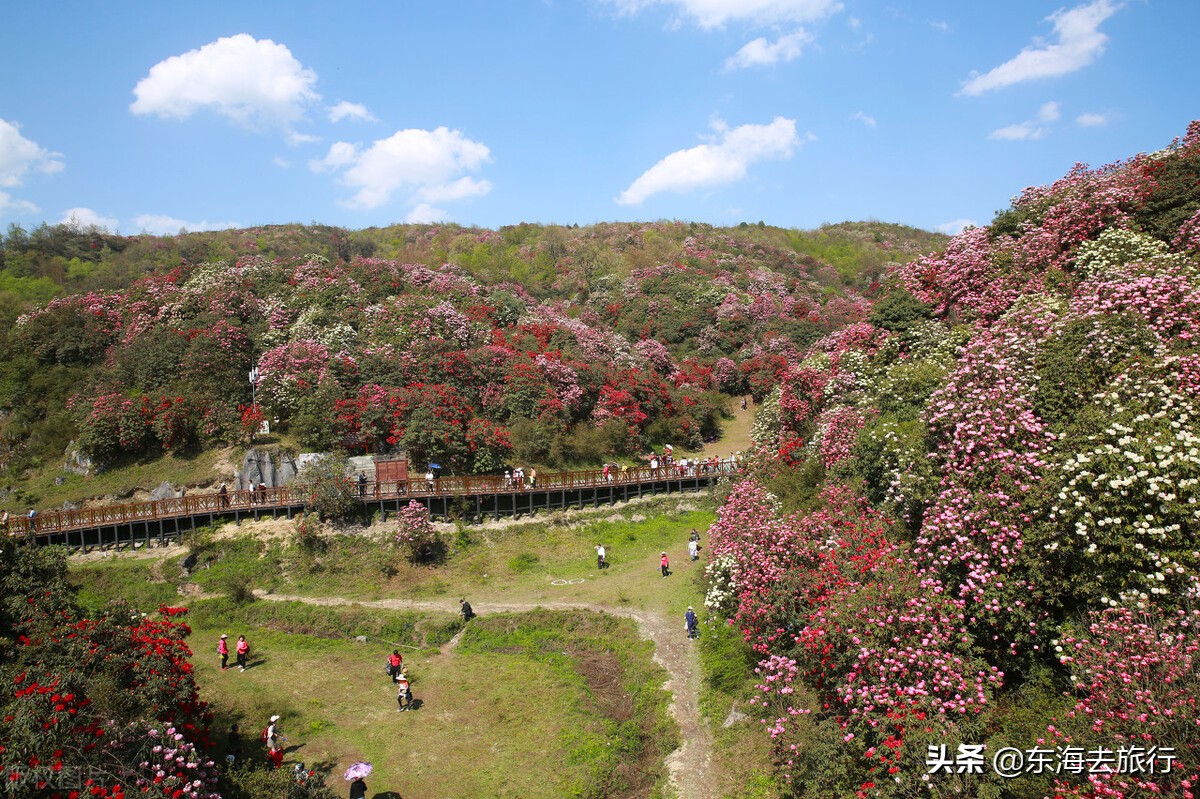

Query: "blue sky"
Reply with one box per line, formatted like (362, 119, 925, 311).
(1, 1, 1197, 237)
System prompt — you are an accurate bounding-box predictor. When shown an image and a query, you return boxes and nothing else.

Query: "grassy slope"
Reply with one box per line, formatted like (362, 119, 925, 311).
(69, 497, 774, 799)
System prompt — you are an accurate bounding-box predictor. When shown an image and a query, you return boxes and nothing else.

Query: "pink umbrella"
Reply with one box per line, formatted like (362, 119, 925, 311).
(343, 761, 373, 781)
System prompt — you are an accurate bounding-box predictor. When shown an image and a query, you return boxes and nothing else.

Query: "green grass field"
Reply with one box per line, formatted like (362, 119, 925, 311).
(68, 495, 776, 799)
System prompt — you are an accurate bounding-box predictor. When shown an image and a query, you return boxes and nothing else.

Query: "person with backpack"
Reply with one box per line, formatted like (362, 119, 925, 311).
(218, 634, 230, 670)
(460, 598, 475, 622)
(396, 672, 413, 712)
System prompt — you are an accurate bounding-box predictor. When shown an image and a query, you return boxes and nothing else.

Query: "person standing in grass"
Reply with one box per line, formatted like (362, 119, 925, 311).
(660, 552, 670, 578)
(218, 634, 230, 670)
(688, 536, 699, 562)
(265, 715, 284, 769)
(388, 650, 403, 682)
(236, 635, 250, 671)
(685, 606, 699, 639)
(595, 543, 607, 570)
(350, 776, 368, 799)
(396, 672, 412, 712)
(460, 598, 475, 622)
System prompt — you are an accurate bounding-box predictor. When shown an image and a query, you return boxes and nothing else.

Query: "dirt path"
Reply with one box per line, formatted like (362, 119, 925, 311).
(255, 590, 715, 799)
(692, 401, 755, 460)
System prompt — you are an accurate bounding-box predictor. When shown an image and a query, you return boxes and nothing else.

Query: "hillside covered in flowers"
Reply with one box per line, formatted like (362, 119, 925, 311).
(713, 121, 1200, 797)
(0, 219, 939, 485)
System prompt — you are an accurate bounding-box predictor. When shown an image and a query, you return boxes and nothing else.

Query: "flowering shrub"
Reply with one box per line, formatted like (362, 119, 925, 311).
(1050, 607, 1200, 798)
(1036, 365, 1200, 610)
(394, 501, 444, 564)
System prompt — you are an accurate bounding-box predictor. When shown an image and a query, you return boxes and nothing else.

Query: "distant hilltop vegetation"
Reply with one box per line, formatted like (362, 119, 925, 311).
(0, 218, 943, 495)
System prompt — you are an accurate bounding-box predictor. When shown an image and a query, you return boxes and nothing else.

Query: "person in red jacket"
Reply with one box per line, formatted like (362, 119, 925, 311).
(387, 650, 403, 682)
(660, 552, 670, 578)
(236, 635, 250, 672)
(218, 634, 230, 670)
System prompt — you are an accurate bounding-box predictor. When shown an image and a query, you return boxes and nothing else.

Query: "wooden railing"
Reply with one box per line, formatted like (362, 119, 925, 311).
(2, 461, 739, 538)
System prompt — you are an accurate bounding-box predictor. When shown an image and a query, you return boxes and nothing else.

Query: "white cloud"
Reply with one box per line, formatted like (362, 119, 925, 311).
(935, 218, 978, 235)
(130, 34, 320, 133)
(328, 101, 377, 123)
(311, 127, 493, 212)
(616, 116, 800, 206)
(309, 141, 360, 173)
(989, 122, 1047, 141)
(1076, 112, 1109, 127)
(273, 156, 293, 168)
(1038, 101, 1061, 122)
(133, 214, 240, 235)
(959, 0, 1120, 96)
(59, 208, 118, 231)
(988, 100, 1061, 141)
(606, 0, 842, 29)
(0, 191, 38, 216)
(0, 118, 64, 188)
(930, 19, 950, 32)
(405, 203, 447, 224)
(848, 15, 861, 29)
(724, 29, 813, 69)
(851, 111, 877, 127)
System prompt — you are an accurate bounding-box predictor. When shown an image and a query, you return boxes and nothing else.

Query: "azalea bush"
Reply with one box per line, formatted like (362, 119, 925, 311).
(394, 500, 445, 565)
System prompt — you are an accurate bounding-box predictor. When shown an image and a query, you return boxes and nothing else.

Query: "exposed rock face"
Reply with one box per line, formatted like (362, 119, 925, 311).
(237, 449, 303, 490)
(149, 481, 178, 501)
(63, 442, 94, 476)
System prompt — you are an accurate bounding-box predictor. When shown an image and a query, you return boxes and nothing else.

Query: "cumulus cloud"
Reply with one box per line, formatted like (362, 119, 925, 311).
(959, 0, 1120, 96)
(60, 208, 118, 231)
(130, 34, 320, 132)
(616, 116, 801, 206)
(133, 214, 240, 235)
(405, 203, 446, 224)
(328, 101, 377, 123)
(724, 29, 813, 69)
(988, 100, 1061, 141)
(851, 111, 877, 127)
(0, 118, 64, 188)
(1076, 112, 1109, 127)
(311, 127, 493, 212)
(989, 122, 1047, 141)
(935, 218, 978, 235)
(606, 0, 842, 28)
(0, 191, 38, 216)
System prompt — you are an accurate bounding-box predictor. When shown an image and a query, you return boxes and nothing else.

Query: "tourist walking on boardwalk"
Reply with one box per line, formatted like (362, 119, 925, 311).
(219, 482, 229, 507)
(236, 635, 250, 671)
(685, 606, 699, 639)
(218, 634, 230, 670)
(660, 552, 670, 578)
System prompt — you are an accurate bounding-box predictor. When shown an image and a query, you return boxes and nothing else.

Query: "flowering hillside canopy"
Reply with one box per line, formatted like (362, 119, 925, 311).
(712, 120, 1200, 797)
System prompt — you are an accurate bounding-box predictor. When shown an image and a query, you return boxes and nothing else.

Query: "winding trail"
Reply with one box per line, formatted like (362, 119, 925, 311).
(255, 590, 715, 799)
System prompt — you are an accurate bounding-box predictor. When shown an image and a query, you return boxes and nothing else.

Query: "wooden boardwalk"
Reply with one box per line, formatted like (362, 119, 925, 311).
(5, 464, 733, 552)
